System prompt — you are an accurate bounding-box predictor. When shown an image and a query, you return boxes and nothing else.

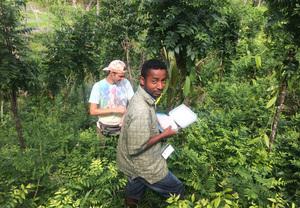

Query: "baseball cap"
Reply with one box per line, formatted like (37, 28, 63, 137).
(103, 60, 126, 73)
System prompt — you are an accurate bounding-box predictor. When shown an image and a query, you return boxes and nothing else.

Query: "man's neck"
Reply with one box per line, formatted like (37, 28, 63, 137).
(106, 75, 115, 84)
(141, 85, 157, 100)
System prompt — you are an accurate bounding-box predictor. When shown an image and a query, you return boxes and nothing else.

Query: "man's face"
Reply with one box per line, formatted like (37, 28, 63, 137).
(141, 69, 167, 98)
(112, 72, 125, 84)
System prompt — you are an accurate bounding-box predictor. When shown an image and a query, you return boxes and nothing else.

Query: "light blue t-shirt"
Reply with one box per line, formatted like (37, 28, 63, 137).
(89, 78, 134, 125)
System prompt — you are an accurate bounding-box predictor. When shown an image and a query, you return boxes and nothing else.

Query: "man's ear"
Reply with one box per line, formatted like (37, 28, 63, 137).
(140, 76, 145, 86)
(107, 71, 113, 77)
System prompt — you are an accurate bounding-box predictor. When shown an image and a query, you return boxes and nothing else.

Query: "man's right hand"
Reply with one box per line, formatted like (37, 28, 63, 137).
(114, 106, 126, 114)
(163, 126, 177, 138)
(146, 126, 177, 148)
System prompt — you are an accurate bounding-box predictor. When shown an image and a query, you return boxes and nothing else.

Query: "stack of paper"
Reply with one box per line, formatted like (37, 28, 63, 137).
(156, 104, 198, 131)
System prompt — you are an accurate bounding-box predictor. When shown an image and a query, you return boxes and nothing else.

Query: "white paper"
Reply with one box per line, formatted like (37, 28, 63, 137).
(156, 113, 178, 131)
(156, 104, 197, 131)
(169, 104, 197, 128)
(161, 144, 175, 159)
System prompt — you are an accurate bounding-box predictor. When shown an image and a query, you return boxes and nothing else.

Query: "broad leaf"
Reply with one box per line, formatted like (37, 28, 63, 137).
(183, 76, 191, 97)
(266, 96, 277, 108)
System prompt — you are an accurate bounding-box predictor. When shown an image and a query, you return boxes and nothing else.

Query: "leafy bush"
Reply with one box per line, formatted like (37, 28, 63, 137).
(166, 79, 295, 207)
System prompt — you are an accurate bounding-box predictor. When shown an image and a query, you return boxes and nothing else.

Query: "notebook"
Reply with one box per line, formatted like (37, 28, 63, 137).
(156, 104, 197, 131)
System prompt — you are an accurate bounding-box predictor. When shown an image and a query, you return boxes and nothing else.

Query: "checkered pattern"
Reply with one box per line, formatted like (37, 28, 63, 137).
(117, 86, 168, 184)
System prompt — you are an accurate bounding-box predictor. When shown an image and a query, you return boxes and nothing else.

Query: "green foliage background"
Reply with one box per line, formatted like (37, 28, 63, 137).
(0, 0, 299, 207)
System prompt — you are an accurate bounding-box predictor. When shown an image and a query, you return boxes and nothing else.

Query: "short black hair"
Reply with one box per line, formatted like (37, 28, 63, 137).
(141, 59, 168, 78)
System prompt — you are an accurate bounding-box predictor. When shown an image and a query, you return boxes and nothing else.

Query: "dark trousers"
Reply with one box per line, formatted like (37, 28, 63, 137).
(125, 171, 184, 200)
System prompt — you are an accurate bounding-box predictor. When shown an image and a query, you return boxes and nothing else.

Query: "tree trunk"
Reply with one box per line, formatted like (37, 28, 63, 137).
(82, 82, 87, 107)
(174, 49, 188, 79)
(86, 0, 94, 11)
(257, 0, 262, 7)
(269, 79, 287, 151)
(252, 0, 263, 7)
(10, 89, 26, 150)
(1, 99, 3, 123)
(81, 83, 90, 123)
(72, 0, 77, 7)
(96, 0, 99, 16)
(122, 38, 133, 84)
(126, 44, 133, 84)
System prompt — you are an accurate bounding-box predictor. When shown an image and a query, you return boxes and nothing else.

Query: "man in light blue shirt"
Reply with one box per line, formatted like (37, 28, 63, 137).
(89, 60, 134, 136)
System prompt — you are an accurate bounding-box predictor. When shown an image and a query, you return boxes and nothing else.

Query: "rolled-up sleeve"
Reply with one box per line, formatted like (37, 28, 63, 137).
(126, 111, 151, 155)
(88, 83, 100, 104)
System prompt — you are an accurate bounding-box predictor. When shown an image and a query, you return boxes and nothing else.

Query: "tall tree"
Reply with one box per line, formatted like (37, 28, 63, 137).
(265, 0, 300, 150)
(0, 0, 36, 150)
(141, 0, 239, 75)
(138, 0, 240, 106)
(46, 11, 101, 104)
(96, 0, 143, 84)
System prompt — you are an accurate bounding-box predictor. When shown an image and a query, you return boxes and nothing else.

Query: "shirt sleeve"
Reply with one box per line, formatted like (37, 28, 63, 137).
(125, 80, 134, 100)
(88, 83, 100, 104)
(126, 110, 151, 156)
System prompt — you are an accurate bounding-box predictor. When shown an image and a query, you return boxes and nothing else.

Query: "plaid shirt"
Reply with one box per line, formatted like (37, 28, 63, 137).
(117, 86, 168, 184)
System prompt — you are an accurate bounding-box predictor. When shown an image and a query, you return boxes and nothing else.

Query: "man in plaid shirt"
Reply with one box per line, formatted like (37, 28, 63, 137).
(117, 59, 184, 207)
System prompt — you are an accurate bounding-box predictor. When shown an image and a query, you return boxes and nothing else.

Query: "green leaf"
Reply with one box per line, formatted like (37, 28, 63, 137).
(267, 198, 277, 203)
(255, 55, 262, 69)
(263, 134, 270, 148)
(21, 192, 25, 200)
(191, 194, 195, 203)
(224, 188, 232, 193)
(266, 85, 276, 92)
(80, 190, 92, 207)
(183, 76, 191, 97)
(175, 46, 180, 54)
(212, 196, 221, 208)
(224, 199, 232, 205)
(266, 96, 277, 108)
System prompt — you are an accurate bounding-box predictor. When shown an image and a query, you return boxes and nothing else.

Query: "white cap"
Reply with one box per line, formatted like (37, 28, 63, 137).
(103, 60, 126, 73)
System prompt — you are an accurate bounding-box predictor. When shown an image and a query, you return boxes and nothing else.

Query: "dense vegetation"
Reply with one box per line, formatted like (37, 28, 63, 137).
(0, 0, 299, 207)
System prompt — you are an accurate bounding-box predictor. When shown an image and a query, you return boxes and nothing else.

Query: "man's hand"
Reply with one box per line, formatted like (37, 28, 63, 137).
(114, 106, 126, 114)
(162, 126, 177, 138)
(90, 103, 126, 116)
(145, 126, 177, 148)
